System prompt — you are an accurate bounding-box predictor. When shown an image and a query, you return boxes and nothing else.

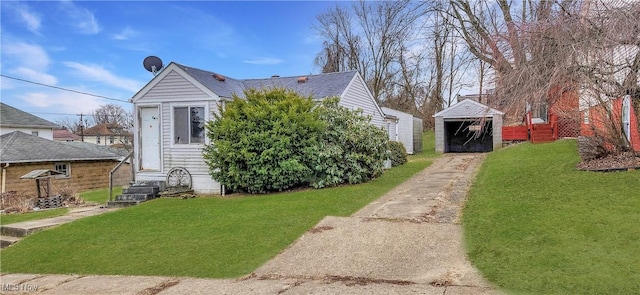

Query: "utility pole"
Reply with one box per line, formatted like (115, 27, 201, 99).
(79, 113, 84, 142)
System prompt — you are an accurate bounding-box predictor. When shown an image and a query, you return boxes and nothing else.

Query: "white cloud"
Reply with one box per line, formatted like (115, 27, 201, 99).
(242, 57, 284, 65)
(2, 42, 51, 69)
(63, 61, 142, 92)
(13, 3, 42, 34)
(113, 26, 139, 40)
(12, 67, 58, 85)
(59, 1, 101, 35)
(20, 91, 102, 114)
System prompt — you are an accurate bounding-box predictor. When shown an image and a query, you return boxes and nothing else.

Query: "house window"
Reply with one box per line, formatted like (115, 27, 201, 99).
(174, 106, 205, 144)
(54, 163, 71, 178)
(109, 136, 115, 144)
(31, 131, 39, 137)
(96, 136, 101, 144)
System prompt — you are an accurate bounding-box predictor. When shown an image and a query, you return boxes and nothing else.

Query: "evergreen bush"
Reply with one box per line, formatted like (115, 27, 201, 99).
(388, 141, 408, 166)
(203, 88, 324, 194)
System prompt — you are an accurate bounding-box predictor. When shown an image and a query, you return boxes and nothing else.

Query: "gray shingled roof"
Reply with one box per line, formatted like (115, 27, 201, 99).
(0, 131, 119, 164)
(0, 103, 60, 128)
(433, 99, 504, 119)
(174, 63, 357, 100)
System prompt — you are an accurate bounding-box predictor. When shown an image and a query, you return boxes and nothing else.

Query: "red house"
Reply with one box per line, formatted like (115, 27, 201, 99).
(581, 95, 640, 152)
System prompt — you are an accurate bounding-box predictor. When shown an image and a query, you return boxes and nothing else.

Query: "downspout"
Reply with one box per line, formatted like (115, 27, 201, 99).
(2, 163, 8, 208)
(1, 163, 8, 194)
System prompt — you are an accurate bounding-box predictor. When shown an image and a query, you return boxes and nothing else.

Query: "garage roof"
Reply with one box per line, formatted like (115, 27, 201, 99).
(433, 99, 503, 118)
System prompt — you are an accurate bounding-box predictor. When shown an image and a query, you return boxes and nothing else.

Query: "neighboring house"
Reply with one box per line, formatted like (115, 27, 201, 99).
(433, 99, 504, 153)
(0, 103, 60, 140)
(80, 123, 132, 146)
(53, 128, 81, 142)
(581, 95, 640, 152)
(381, 107, 423, 154)
(131, 62, 386, 194)
(0, 131, 132, 196)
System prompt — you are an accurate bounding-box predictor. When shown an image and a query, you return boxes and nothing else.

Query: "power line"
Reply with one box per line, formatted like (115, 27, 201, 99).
(0, 74, 131, 103)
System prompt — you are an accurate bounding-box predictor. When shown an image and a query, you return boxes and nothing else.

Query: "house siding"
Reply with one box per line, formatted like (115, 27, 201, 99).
(1, 161, 131, 196)
(136, 70, 212, 103)
(581, 96, 640, 152)
(382, 108, 415, 154)
(0, 128, 54, 140)
(340, 76, 385, 129)
(135, 79, 222, 194)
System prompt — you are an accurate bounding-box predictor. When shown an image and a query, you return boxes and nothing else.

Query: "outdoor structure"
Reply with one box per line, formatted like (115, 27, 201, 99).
(0, 131, 132, 196)
(581, 95, 640, 152)
(0, 103, 60, 140)
(433, 99, 504, 153)
(53, 128, 81, 142)
(80, 123, 132, 146)
(131, 62, 386, 194)
(381, 107, 423, 154)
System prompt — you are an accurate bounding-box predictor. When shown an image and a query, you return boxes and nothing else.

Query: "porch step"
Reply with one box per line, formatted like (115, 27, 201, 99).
(107, 181, 164, 208)
(122, 186, 160, 195)
(115, 193, 153, 202)
(531, 124, 555, 143)
(1, 222, 58, 238)
(106, 200, 143, 208)
(0, 235, 20, 248)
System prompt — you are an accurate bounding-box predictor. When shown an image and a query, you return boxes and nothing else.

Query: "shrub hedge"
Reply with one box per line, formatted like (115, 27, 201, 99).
(203, 89, 389, 193)
(388, 141, 408, 166)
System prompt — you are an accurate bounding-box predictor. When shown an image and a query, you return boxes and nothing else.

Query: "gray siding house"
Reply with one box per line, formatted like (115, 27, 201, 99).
(131, 62, 386, 194)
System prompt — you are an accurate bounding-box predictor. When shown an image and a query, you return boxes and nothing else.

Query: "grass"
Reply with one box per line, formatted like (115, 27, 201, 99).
(0, 133, 436, 278)
(0, 187, 122, 226)
(464, 140, 640, 295)
(80, 186, 122, 204)
(0, 208, 69, 226)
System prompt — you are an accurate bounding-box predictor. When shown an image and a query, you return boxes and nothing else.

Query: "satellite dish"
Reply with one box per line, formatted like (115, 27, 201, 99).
(143, 56, 163, 75)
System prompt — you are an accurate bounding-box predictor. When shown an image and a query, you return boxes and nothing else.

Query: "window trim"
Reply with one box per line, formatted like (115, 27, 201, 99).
(54, 162, 71, 178)
(170, 103, 208, 146)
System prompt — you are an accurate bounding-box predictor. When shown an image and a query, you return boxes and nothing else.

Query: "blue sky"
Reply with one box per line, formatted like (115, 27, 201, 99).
(1, 1, 342, 124)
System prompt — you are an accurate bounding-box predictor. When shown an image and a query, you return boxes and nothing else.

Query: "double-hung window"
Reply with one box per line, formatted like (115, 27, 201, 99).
(174, 106, 205, 144)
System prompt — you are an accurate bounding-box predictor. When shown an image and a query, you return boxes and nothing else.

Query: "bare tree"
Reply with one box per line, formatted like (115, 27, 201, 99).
(90, 104, 133, 130)
(314, 1, 428, 106)
(450, 0, 640, 156)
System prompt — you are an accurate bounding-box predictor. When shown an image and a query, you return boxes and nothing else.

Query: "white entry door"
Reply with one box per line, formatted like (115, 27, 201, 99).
(622, 95, 631, 143)
(140, 106, 161, 170)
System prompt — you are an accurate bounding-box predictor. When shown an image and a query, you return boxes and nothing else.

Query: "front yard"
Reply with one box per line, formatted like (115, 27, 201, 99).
(0, 133, 436, 278)
(464, 140, 640, 294)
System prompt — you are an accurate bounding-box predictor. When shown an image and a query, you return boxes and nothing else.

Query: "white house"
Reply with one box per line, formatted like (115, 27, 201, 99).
(0, 103, 60, 140)
(381, 107, 423, 154)
(131, 62, 386, 194)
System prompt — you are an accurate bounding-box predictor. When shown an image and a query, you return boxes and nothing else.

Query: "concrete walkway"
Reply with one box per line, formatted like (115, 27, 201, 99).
(1, 154, 504, 295)
(1, 206, 117, 248)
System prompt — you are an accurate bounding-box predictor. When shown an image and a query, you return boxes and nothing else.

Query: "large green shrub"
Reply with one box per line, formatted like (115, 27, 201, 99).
(310, 97, 389, 188)
(203, 91, 389, 193)
(388, 141, 408, 166)
(203, 88, 324, 194)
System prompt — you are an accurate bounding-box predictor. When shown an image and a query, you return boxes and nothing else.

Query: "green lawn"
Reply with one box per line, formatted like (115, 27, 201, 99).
(0, 136, 436, 278)
(80, 186, 122, 204)
(0, 208, 69, 226)
(464, 140, 640, 295)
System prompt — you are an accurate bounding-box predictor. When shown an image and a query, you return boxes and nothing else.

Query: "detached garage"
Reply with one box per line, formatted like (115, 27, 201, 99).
(433, 99, 503, 153)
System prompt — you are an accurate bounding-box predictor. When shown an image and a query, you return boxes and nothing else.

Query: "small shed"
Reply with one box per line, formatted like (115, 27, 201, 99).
(382, 107, 423, 154)
(433, 99, 503, 153)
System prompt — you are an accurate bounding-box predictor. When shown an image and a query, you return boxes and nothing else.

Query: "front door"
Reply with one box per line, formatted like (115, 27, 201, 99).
(139, 106, 160, 170)
(622, 96, 631, 143)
